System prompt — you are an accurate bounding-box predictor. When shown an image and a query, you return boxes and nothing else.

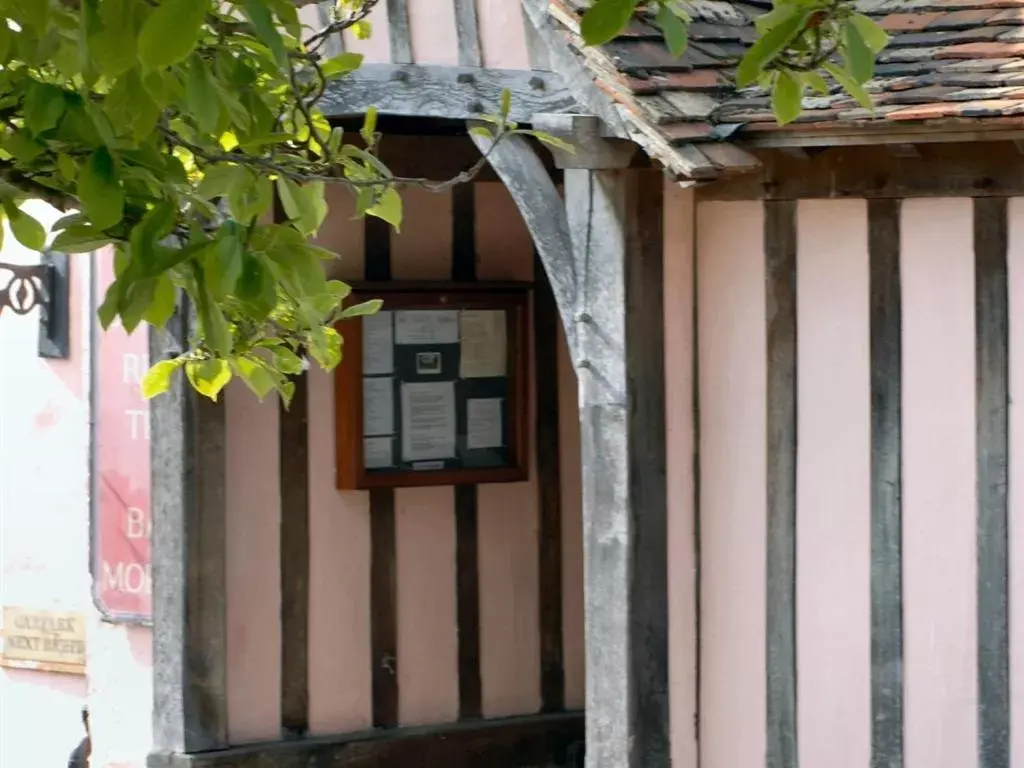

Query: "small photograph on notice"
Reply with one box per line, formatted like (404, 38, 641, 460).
(415, 351, 442, 375)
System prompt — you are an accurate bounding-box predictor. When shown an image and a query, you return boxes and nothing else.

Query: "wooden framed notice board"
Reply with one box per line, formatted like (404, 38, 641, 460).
(334, 283, 530, 489)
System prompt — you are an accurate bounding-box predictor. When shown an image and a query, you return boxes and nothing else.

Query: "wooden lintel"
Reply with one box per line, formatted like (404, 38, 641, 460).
(887, 143, 921, 159)
(698, 141, 1024, 201)
(320, 64, 576, 123)
(740, 125, 1024, 150)
(147, 712, 585, 768)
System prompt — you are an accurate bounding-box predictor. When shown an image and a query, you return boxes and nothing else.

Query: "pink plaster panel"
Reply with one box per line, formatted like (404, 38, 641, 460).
(308, 181, 374, 734)
(474, 181, 540, 717)
(795, 200, 871, 768)
(390, 188, 453, 280)
(225, 383, 282, 743)
(408, 0, 459, 65)
(307, 367, 373, 733)
(342, 1, 390, 63)
(696, 200, 767, 768)
(395, 487, 459, 725)
(476, 0, 531, 69)
(663, 182, 697, 768)
(557, 328, 585, 710)
(1010, 196, 1024, 767)
(901, 198, 978, 768)
(391, 181, 458, 726)
(318, 185, 366, 281)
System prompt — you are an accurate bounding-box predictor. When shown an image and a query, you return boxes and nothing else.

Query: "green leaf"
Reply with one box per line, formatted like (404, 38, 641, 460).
(52, 225, 115, 254)
(197, 291, 232, 357)
(351, 20, 371, 40)
(276, 177, 326, 236)
(824, 61, 873, 110)
(24, 82, 67, 136)
(207, 226, 243, 297)
(307, 325, 342, 370)
(236, 252, 277, 320)
(89, 0, 138, 77)
(843, 19, 875, 84)
(321, 52, 364, 78)
(2, 201, 46, 251)
(144, 275, 177, 328)
(243, 0, 288, 66)
(272, 346, 304, 375)
(771, 71, 803, 125)
(850, 13, 889, 54)
(187, 55, 220, 134)
(120, 278, 158, 334)
(341, 298, 383, 319)
(522, 130, 576, 154)
(500, 88, 511, 120)
(232, 357, 277, 399)
(97, 280, 123, 329)
(185, 359, 233, 401)
(655, 3, 688, 57)
(735, 6, 808, 88)
(804, 71, 830, 95)
(360, 106, 378, 144)
(367, 187, 403, 231)
(580, 0, 638, 47)
(141, 358, 185, 399)
(78, 147, 124, 230)
(138, 0, 208, 70)
(131, 201, 178, 274)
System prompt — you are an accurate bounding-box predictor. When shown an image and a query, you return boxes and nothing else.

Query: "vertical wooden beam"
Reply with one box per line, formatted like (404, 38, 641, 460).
(365, 216, 399, 729)
(315, 0, 345, 56)
(868, 198, 903, 768)
(535, 251, 565, 713)
(279, 373, 310, 738)
(765, 200, 798, 768)
(453, 0, 482, 68)
(975, 196, 1010, 768)
(452, 183, 483, 720)
(566, 164, 668, 768)
(385, 0, 412, 64)
(625, 171, 669, 766)
(150, 304, 229, 756)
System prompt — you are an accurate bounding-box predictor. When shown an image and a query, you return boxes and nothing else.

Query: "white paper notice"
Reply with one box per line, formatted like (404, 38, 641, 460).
(395, 310, 459, 345)
(466, 397, 503, 450)
(364, 437, 393, 469)
(401, 382, 456, 462)
(362, 311, 393, 375)
(459, 310, 506, 378)
(363, 377, 394, 437)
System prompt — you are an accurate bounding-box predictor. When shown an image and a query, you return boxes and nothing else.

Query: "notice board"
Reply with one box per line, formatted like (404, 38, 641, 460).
(335, 285, 529, 489)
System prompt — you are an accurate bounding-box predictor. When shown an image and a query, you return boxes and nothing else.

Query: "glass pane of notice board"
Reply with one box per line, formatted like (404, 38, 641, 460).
(334, 287, 529, 490)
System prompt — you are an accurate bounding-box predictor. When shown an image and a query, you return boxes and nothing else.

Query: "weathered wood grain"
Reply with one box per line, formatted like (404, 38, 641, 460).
(624, 170, 670, 767)
(764, 199, 798, 768)
(453, 0, 482, 68)
(975, 196, 1010, 768)
(535, 252, 565, 713)
(365, 215, 399, 728)
(868, 198, 903, 768)
(149, 303, 229, 755)
(320, 65, 575, 123)
(279, 373, 310, 738)
(152, 712, 585, 768)
(385, 0, 412, 64)
(452, 183, 482, 720)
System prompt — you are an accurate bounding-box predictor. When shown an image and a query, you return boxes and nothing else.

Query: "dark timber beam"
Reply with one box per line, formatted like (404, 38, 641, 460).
(321, 65, 576, 123)
(148, 304, 229, 762)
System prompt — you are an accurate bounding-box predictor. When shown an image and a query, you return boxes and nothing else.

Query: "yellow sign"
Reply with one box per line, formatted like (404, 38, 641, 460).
(1, 606, 87, 675)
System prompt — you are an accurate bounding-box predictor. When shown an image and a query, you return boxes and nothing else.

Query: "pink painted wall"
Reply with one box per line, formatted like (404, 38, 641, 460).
(676, 194, 1024, 768)
(223, 181, 585, 739)
(901, 198, 978, 768)
(303, 0, 534, 69)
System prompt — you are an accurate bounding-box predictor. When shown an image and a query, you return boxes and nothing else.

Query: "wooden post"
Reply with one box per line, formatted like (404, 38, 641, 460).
(566, 153, 670, 768)
(149, 303, 229, 762)
(472, 117, 668, 768)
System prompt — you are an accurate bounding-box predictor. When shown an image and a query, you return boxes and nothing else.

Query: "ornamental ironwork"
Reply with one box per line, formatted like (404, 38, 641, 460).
(0, 262, 51, 316)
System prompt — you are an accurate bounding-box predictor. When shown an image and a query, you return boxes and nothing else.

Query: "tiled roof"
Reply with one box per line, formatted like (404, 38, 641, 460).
(547, 0, 1024, 177)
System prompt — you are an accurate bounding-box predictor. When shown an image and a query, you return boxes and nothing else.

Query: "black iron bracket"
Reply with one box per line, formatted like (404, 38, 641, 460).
(0, 251, 71, 359)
